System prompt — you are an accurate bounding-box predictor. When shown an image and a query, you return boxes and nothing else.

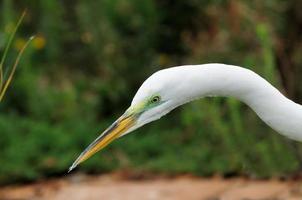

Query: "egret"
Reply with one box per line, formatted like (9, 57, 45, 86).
(69, 63, 302, 172)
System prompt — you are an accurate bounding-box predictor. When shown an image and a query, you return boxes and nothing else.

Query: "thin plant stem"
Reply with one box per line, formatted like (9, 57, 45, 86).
(0, 36, 34, 102)
(0, 11, 26, 92)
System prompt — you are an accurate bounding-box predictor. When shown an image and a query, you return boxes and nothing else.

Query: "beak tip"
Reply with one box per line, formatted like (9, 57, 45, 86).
(68, 162, 78, 173)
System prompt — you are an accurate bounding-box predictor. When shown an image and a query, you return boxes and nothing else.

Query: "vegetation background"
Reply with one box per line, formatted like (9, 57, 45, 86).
(0, 0, 302, 185)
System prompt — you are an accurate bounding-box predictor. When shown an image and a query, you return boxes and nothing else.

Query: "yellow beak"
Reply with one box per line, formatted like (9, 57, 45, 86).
(68, 112, 136, 172)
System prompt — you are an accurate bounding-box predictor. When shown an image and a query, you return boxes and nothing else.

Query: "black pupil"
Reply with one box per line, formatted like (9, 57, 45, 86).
(152, 96, 159, 103)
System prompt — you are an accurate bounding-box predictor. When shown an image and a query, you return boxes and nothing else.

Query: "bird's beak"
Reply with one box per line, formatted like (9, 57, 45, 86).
(68, 110, 138, 172)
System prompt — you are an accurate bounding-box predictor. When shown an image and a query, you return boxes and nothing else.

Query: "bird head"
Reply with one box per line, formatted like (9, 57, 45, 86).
(69, 67, 194, 172)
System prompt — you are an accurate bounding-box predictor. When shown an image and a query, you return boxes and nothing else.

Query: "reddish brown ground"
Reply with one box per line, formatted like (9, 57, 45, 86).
(0, 173, 302, 200)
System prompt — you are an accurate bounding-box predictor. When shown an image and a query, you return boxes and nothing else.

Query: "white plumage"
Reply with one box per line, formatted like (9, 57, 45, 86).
(69, 63, 302, 171)
(132, 63, 302, 140)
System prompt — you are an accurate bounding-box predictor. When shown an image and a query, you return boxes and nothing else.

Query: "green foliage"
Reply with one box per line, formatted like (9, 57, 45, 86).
(0, 0, 302, 184)
(0, 11, 33, 102)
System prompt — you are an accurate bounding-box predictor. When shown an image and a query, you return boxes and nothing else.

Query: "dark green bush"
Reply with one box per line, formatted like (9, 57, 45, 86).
(0, 0, 302, 184)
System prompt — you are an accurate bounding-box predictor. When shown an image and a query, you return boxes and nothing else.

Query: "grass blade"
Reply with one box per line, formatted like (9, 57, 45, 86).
(0, 11, 26, 89)
(0, 36, 34, 102)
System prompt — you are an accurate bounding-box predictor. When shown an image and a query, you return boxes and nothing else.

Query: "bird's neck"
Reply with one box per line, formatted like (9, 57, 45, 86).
(179, 64, 302, 140)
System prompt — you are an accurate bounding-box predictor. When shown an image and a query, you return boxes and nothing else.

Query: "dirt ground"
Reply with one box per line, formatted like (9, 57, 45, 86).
(0, 173, 302, 200)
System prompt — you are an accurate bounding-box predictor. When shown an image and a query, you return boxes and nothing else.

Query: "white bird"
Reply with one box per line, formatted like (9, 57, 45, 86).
(69, 63, 302, 172)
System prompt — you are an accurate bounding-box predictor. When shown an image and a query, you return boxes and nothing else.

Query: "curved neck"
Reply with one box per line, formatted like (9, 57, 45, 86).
(178, 64, 302, 140)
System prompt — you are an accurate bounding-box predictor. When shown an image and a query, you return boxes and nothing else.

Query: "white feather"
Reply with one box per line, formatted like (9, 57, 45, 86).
(131, 63, 302, 141)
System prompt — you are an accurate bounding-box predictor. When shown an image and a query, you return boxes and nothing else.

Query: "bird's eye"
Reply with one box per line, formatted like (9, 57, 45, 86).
(150, 96, 161, 104)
